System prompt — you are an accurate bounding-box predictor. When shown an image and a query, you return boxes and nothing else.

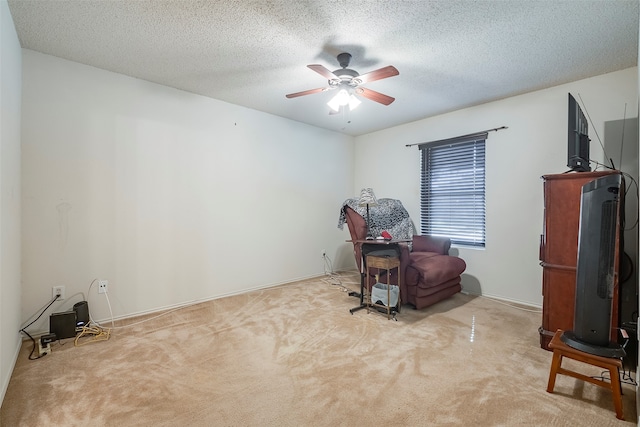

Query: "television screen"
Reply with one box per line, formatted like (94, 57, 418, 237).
(567, 93, 590, 172)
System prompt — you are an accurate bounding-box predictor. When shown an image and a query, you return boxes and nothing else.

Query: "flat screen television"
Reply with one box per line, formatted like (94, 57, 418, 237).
(567, 93, 591, 172)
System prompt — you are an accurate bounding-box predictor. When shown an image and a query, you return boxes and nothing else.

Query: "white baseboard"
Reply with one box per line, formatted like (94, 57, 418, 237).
(463, 290, 542, 310)
(91, 273, 327, 326)
(1, 333, 23, 407)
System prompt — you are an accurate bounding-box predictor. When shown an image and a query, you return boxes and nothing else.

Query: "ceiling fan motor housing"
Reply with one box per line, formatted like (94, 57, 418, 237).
(331, 68, 359, 85)
(332, 53, 360, 84)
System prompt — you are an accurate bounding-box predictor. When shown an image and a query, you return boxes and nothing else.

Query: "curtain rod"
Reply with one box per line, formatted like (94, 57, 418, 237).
(405, 126, 508, 148)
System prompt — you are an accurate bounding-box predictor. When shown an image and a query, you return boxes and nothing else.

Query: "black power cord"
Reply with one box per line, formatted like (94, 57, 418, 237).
(19, 295, 59, 360)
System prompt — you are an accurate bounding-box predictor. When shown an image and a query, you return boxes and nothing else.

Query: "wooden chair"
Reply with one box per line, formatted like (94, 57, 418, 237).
(546, 329, 624, 420)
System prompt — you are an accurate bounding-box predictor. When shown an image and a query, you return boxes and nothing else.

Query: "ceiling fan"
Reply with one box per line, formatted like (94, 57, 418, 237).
(285, 52, 399, 112)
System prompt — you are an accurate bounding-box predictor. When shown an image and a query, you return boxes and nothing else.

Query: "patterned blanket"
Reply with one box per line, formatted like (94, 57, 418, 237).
(337, 198, 415, 241)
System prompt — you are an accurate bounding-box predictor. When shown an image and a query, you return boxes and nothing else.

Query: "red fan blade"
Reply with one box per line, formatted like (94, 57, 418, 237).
(356, 87, 395, 105)
(308, 64, 339, 80)
(285, 87, 327, 99)
(356, 66, 399, 84)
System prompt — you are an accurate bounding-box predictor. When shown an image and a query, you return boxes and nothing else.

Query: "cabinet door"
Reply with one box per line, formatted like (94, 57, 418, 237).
(541, 266, 576, 349)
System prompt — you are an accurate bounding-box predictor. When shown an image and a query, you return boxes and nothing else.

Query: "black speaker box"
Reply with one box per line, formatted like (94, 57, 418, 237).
(73, 301, 89, 327)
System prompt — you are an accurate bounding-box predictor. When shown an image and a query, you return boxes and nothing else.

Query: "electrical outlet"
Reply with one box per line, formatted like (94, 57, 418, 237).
(98, 280, 108, 294)
(52, 286, 65, 300)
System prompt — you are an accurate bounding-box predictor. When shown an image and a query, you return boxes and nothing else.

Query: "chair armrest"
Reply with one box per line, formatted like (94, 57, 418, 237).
(412, 234, 451, 255)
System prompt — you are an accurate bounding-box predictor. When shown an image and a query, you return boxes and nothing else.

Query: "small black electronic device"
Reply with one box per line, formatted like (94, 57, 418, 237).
(49, 311, 77, 340)
(40, 333, 56, 346)
(73, 301, 89, 328)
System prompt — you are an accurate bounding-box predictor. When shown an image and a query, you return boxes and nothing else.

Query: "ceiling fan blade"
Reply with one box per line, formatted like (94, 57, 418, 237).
(356, 66, 399, 84)
(357, 87, 395, 105)
(308, 64, 339, 80)
(285, 87, 327, 99)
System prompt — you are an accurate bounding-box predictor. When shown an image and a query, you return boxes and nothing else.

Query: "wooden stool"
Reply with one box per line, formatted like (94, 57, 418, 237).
(546, 329, 624, 420)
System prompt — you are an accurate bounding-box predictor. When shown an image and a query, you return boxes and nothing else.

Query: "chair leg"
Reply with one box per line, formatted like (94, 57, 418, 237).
(609, 366, 624, 420)
(546, 351, 562, 393)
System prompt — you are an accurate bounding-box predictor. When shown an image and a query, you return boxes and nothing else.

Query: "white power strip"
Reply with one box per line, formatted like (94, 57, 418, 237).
(38, 339, 51, 357)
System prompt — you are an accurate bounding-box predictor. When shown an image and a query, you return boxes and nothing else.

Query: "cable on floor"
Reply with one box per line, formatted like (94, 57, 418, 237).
(19, 295, 60, 360)
(321, 253, 359, 293)
(618, 329, 637, 387)
(85, 277, 200, 330)
(593, 369, 637, 387)
(589, 329, 638, 387)
(74, 324, 111, 347)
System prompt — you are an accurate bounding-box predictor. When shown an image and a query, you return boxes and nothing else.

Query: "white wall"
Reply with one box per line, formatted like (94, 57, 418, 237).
(21, 50, 354, 330)
(0, 0, 22, 405)
(354, 68, 638, 307)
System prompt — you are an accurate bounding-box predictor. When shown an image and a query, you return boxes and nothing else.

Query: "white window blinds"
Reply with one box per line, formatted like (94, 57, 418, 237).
(420, 133, 486, 247)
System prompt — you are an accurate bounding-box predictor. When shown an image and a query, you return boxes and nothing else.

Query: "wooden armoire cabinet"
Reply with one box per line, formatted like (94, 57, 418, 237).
(539, 170, 623, 350)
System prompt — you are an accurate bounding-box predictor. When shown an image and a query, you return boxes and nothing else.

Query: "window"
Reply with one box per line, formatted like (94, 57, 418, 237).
(420, 134, 486, 247)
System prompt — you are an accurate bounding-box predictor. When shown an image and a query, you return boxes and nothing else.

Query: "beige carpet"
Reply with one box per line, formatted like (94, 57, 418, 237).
(1, 272, 637, 426)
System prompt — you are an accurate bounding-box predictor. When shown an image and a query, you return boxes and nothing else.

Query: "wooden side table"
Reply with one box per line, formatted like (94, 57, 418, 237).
(346, 239, 409, 315)
(366, 254, 401, 320)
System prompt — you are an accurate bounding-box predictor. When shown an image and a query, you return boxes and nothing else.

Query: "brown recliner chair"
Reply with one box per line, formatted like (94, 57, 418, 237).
(343, 205, 466, 310)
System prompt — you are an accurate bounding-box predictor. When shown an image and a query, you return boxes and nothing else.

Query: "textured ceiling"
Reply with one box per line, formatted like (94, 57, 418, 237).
(7, 0, 640, 136)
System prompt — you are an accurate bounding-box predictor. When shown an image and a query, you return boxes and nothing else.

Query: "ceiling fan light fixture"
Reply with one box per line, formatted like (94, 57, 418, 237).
(327, 97, 341, 112)
(348, 94, 361, 110)
(327, 89, 350, 112)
